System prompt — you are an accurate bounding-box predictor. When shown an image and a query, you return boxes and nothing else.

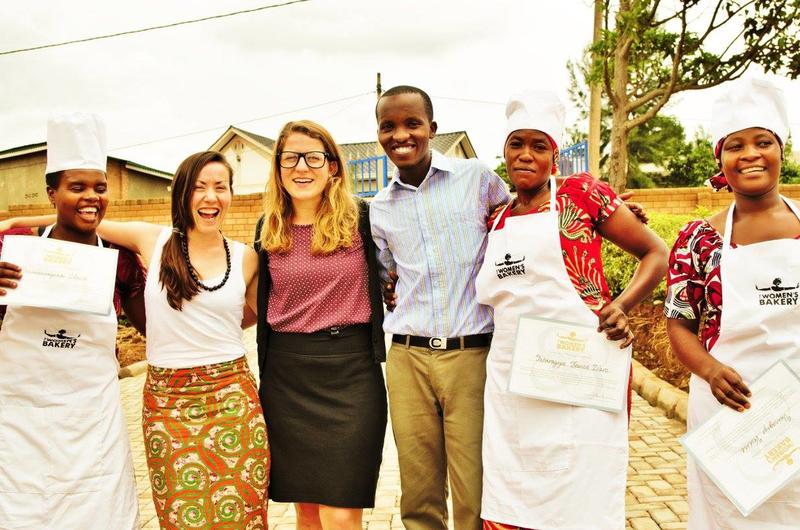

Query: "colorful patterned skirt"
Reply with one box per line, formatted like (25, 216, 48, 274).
(142, 356, 269, 530)
(483, 522, 533, 530)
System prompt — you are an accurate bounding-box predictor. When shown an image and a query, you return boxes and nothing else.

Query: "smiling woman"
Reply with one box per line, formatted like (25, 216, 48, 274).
(665, 78, 800, 529)
(253, 120, 387, 530)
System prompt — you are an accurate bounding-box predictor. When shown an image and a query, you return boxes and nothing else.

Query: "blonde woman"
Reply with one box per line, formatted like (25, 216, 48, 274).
(253, 120, 387, 530)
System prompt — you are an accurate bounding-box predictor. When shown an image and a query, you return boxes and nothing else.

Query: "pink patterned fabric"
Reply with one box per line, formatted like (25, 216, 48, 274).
(267, 224, 371, 333)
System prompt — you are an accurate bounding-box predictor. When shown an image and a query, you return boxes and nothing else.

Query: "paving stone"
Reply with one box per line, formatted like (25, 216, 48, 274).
(119, 331, 688, 529)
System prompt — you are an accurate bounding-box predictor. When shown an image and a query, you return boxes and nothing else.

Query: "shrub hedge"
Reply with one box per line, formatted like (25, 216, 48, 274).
(601, 209, 709, 300)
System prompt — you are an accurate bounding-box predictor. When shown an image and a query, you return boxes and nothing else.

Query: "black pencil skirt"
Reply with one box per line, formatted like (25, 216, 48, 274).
(262, 324, 387, 507)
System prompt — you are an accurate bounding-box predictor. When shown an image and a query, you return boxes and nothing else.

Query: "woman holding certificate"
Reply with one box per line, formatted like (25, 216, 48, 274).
(4, 150, 270, 527)
(475, 91, 668, 530)
(252, 120, 386, 530)
(0, 113, 144, 529)
(665, 78, 800, 528)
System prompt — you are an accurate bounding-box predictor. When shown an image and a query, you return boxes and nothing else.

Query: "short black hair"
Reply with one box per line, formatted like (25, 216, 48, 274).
(376, 85, 434, 122)
(45, 171, 64, 188)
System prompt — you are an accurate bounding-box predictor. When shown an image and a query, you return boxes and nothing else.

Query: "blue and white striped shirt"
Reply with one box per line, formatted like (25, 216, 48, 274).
(369, 151, 511, 337)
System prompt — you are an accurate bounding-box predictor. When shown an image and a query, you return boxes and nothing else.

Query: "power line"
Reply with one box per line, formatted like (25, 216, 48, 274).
(0, 0, 311, 57)
(431, 95, 505, 106)
(110, 91, 374, 151)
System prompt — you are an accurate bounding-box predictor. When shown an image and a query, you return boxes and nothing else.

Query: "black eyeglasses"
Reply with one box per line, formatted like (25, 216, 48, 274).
(278, 151, 331, 169)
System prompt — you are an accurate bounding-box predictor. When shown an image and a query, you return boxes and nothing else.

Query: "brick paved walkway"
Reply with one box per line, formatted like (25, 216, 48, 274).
(120, 329, 687, 529)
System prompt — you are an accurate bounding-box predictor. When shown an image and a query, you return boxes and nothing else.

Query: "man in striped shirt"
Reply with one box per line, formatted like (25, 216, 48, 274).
(370, 85, 510, 530)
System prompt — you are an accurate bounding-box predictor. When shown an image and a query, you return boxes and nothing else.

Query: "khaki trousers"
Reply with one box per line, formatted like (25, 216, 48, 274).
(386, 342, 488, 530)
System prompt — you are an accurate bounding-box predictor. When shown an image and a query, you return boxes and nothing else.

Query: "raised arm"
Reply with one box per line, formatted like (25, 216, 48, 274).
(95, 221, 162, 264)
(0, 215, 56, 232)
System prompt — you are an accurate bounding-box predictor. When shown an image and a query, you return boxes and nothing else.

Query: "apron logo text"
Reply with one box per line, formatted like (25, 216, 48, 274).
(42, 329, 81, 349)
(755, 277, 799, 306)
(495, 253, 526, 279)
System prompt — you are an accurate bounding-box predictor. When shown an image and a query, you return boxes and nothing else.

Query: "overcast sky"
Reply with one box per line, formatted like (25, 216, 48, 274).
(2, 0, 799, 175)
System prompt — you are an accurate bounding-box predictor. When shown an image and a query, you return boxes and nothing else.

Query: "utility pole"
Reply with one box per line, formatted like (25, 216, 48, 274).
(376, 72, 382, 99)
(588, 0, 602, 177)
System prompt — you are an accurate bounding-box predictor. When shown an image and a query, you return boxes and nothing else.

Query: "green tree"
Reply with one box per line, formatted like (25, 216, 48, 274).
(591, 0, 800, 192)
(781, 141, 800, 184)
(567, 60, 691, 188)
(494, 158, 514, 192)
(663, 135, 717, 188)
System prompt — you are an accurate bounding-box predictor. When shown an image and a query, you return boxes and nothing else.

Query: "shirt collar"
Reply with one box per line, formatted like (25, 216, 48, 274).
(389, 150, 453, 190)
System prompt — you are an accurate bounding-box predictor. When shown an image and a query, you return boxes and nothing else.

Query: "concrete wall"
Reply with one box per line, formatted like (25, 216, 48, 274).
(126, 170, 171, 200)
(0, 152, 50, 210)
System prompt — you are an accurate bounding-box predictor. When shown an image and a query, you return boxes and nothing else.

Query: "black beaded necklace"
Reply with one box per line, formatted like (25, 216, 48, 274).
(179, 231, 231, 291)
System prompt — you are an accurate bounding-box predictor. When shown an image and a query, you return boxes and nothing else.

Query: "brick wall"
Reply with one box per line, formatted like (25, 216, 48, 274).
(0, 193, 266, 245)
(623, 184, 800, 215)
(3, 184, 800, 241)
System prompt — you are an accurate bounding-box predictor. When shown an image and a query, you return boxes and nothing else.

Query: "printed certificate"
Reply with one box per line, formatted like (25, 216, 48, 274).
(508, 316, 631, 412)
(682, 360, 800, 517)
(0, 235, 118, 315)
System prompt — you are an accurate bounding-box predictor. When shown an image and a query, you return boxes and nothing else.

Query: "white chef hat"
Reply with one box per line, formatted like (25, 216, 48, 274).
(505, 90, 566, 148)
(711, 78, 789, 147)
(45, 112, 108, 175)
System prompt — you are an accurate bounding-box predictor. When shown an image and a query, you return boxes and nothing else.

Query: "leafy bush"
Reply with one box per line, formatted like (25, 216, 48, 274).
(602, 210, 704, 300)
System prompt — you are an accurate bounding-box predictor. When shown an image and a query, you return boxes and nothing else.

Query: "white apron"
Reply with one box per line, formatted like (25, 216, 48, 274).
(687, 197, 800, 530)
(0, 226, 139, 530)
(476, 179, 628, 529)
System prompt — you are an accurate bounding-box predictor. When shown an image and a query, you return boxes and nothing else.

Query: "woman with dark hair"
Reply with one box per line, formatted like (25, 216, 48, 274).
(254, 120, 386, 530)
(6, 150, 269, 528)
(109, 151, 268, 529)
(665, 78, 800, 529)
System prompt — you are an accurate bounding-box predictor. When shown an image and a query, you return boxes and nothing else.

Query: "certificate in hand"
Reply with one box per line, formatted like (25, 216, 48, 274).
(682, 360, 800, 517)
(0, 235, 118, 315)
(508, 316, 631, 412)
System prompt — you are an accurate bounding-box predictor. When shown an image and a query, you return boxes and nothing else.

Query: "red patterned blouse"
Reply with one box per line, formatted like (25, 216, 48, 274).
(664, 219, 800, 351)
(490, 172, 622, 313)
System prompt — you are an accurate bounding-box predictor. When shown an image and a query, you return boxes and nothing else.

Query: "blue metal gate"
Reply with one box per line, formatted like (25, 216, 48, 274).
(559, 140, 589, 176)
(348, 155, 390, 197)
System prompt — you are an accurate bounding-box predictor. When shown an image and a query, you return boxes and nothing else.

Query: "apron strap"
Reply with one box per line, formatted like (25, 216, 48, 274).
(41, 224, 104, 247)
(490, 203, 512, 232)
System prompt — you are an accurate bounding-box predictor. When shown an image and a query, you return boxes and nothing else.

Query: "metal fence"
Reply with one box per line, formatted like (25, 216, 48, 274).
(559, 140, 589, 176)
(348, 155, 390, 197)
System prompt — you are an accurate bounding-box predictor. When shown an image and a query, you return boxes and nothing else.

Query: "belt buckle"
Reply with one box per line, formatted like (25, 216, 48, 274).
(428, 336, 448, 350)
(329, 326, 340, 337)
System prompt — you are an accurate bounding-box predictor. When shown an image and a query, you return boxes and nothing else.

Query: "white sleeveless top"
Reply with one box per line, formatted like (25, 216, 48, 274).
(145, 228, 247, 368)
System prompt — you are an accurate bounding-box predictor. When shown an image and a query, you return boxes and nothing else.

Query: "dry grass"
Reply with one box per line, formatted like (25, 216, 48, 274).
(117, 323, 146, 368)
(629, 303, 690, 391)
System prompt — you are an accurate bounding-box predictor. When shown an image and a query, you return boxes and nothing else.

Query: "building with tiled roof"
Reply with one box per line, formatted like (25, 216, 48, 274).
(0, 142, 172, 211)
(209, 126, 477, 195)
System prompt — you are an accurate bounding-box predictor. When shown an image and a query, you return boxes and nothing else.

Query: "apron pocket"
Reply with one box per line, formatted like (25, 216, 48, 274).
(45, 407, 106, 494)
(0, 405, 49, 494)
(514, 397, 575, 472)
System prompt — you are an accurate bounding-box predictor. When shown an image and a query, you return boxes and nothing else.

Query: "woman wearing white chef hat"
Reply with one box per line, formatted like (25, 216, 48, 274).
(475, 90, 668, 529)
(0, 113, 142, 529)
(665, 77, 800, 528)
